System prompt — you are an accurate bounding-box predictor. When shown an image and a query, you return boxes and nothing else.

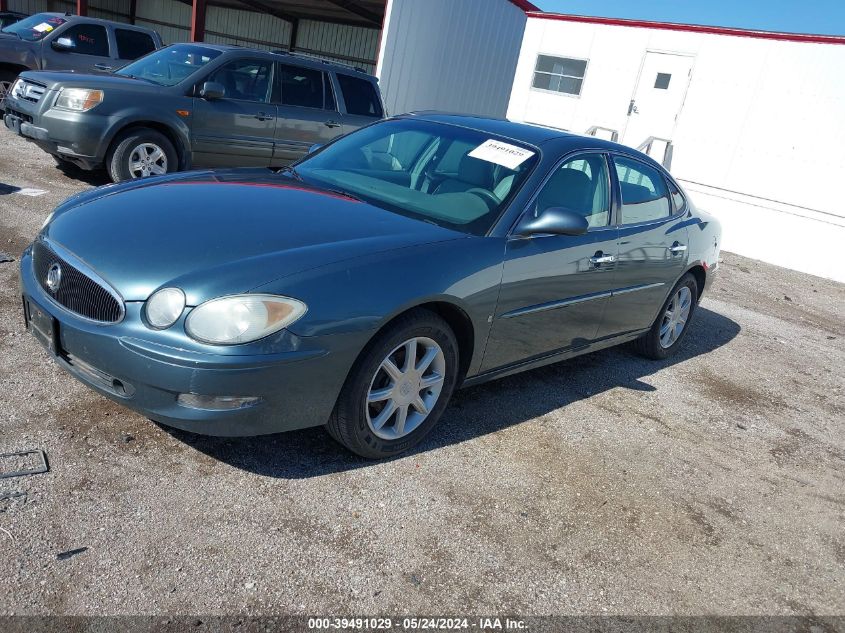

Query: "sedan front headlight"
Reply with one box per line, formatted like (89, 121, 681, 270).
(54, 88, 104, 112)
(185, 294, 307, 345)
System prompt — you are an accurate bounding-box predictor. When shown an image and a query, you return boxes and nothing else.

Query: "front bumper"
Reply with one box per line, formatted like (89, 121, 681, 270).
(19, 246, 361, 436)
(4, 95, 107, 170)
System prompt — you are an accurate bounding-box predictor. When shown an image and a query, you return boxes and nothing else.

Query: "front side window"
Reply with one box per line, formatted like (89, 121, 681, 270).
(336, 74, 382, 118)
(531, 154, 610, 228)
(115, 44, 222, 86)
(115, 28, 156, 60)
(279, 64, 324, 109)
(209, 59, 273, 102)
(1, 13, 66, 41)
(294, 119, 538, 235)
(532, 55, 587, 96)
(614, 156, 672, 224)
(59, 24, 109, 57)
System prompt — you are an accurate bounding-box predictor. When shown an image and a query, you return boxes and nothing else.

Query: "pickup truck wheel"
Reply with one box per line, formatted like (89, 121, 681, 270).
(0, 70, 17, 106)
(107, 128, 177, 182)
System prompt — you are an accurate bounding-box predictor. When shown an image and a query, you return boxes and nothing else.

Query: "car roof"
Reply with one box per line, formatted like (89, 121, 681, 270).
(167, 42, 377, 78)
(404, 111, 652, 157)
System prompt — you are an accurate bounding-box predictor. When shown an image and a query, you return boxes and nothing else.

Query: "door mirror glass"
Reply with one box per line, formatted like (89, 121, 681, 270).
(199, 81, 225, 100)
(51, 37, 74, 51)
(515, 206, 589, 237)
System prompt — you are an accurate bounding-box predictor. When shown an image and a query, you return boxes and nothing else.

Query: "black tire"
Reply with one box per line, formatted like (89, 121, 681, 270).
(326, 309, 460, 459)
(0, 69, 18, 106)
(632, 273, 699, 360)
(106, 128, 177, 182)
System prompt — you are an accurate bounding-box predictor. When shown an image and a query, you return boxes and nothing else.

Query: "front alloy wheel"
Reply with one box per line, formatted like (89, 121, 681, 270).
(327, 309, 459, 459)
(366, 336, 446, 441)
(128, 142, 168, 178)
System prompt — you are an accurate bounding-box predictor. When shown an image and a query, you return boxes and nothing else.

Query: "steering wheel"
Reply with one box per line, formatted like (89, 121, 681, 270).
(466, 187, 500, 210)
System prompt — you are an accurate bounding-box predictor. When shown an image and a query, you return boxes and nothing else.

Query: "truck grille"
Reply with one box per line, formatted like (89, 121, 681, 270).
(13, 79, 47, 103)
(32, 240, 124, 323)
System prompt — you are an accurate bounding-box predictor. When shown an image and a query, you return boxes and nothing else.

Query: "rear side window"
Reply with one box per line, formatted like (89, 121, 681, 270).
(279, 64, 324, 109)
(61, 24, 109, 57)
(336, 74, 382, 118)
(668, 179, 686, 213)
(614, 156, 671, 224)
(115, 29, 156, 60)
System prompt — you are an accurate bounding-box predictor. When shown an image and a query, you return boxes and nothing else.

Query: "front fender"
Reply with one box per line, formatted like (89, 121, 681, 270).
(100, 109, 192, 168)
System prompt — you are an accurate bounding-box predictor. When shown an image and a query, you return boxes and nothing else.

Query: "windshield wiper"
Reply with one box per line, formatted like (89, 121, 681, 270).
(277, 165, 302, 181)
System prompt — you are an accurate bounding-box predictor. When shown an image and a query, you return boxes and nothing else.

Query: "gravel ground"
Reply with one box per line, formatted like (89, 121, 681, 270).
(0, 130, 843, 617)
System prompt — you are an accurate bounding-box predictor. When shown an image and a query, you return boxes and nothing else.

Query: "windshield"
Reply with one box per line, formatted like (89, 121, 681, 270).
(115, 44, 222, 86)
(1, 13, 66, 41)
(294, 119, 539, 235)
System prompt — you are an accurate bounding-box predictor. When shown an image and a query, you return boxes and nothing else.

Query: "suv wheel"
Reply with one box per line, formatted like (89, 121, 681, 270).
(0, 70, 17, 107)
(107, 128, 177, 182)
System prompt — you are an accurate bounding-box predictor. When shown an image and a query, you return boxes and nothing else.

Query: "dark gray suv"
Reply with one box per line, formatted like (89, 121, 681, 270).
(2, 42, 385, 181)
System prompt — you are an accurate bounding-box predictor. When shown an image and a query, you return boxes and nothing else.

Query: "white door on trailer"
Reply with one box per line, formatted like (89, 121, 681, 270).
(622, 52, 694, 148)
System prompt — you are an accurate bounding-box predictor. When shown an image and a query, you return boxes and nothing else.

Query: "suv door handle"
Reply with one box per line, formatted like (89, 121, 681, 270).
(324, 120, 341, 128)
(254, 112, 274, 121)
(670, 243, 688, 253)
(590, 252, 616, 265)
(94, 63, 113, 71)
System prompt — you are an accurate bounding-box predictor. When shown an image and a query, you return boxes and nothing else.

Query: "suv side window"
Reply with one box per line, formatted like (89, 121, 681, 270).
(613, 156, 671, 224)
(336, 73, 382, 118)
(531, 153, 611, 228)
(209, 59, 273, 102)
(115, 28, 156, 60)
(60, 24, 109, 57)
(279, 64, 325, 109)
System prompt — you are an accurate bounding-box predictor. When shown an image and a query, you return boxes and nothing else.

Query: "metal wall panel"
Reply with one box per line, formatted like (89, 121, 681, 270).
(135, 0, 190, 45)
(6, 0, 129, 18)
(295, 19, 380, 73)
(377, 0, 527, 117)
(204, 5, 291, 50)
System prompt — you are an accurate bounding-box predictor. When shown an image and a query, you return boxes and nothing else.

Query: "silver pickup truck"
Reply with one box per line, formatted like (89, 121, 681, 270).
(0, 12, 162, 102)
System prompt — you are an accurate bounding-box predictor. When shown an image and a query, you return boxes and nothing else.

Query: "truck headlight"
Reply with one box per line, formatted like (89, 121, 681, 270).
(185, 294, 307, 345)
(54, 88, 104, 112)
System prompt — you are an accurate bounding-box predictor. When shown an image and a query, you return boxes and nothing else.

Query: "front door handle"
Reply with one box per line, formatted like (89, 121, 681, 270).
(670, 243, 688, 253)
(254, 112, 274, 121)
(94, 63, 113, 71)
(324, 120, 341, 128)
(590, 252, 616, 266)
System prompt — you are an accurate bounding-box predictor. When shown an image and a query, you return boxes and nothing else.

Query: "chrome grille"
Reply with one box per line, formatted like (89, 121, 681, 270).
(13, 79, 46, 103)
(32, 240, 124, 323)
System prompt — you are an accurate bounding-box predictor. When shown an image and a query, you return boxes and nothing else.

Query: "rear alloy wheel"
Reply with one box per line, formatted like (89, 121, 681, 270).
(107, 128, 177, 182)
(632, 273, 699, 360)
(327, 309, 459, 459)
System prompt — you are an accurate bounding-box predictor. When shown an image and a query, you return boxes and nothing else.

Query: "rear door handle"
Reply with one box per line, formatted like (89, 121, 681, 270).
(590, 253, 616, 265)
(324, 120, 341, 128)
(670, 243, 688, 253)
(254, 112, 274, 121)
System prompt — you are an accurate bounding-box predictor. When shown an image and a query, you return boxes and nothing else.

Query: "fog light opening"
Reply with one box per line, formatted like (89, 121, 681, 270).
(177, 393, 262, 411)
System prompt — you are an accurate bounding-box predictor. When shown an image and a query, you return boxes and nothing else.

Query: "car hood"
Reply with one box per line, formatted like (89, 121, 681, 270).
(41, 170, 464, 303)
(19, 70, 162, 91)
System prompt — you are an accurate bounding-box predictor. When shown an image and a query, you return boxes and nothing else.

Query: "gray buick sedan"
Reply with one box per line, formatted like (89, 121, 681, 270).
(20, 113, 721, 458)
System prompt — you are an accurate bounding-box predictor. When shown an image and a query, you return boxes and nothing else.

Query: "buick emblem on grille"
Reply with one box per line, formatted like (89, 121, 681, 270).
(46, 263, 62, 292)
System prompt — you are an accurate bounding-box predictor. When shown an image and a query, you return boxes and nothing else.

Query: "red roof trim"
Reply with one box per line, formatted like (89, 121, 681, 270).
(524, 11, 845, 45)
(507, 0, 541, 13)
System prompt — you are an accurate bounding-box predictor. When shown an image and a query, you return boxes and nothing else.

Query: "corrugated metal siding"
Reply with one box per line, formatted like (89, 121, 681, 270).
(6, 0, 128, 18)
(88, 0, 130, 22)
(204, 5, 291, 50)
(377, 0, 527, 117)
(135, 0, 190, 45)
(7, 0, 68, 13)
(295, 20, 380, 73)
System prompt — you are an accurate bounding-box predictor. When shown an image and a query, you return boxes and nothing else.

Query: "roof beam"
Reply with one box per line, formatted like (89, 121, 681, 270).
(191, 0, 207, 42)
(76, 0, 88, 16)
(324, 0, 382, 26)
(233, 0, 297, 24)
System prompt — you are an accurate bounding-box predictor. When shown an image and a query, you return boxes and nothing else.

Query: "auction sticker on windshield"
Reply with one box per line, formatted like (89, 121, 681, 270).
(468, 139, 535, 170)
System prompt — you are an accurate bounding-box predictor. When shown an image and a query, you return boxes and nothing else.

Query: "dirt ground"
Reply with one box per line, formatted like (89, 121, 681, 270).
(0, 130, 843, 618)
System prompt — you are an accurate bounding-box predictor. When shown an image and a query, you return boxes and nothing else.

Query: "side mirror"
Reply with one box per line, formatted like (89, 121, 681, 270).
(51, 37, 74, 52)
(199, 81, 225, 100)
(515, 206, 589, 237)
(308, 143, 323, 154)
